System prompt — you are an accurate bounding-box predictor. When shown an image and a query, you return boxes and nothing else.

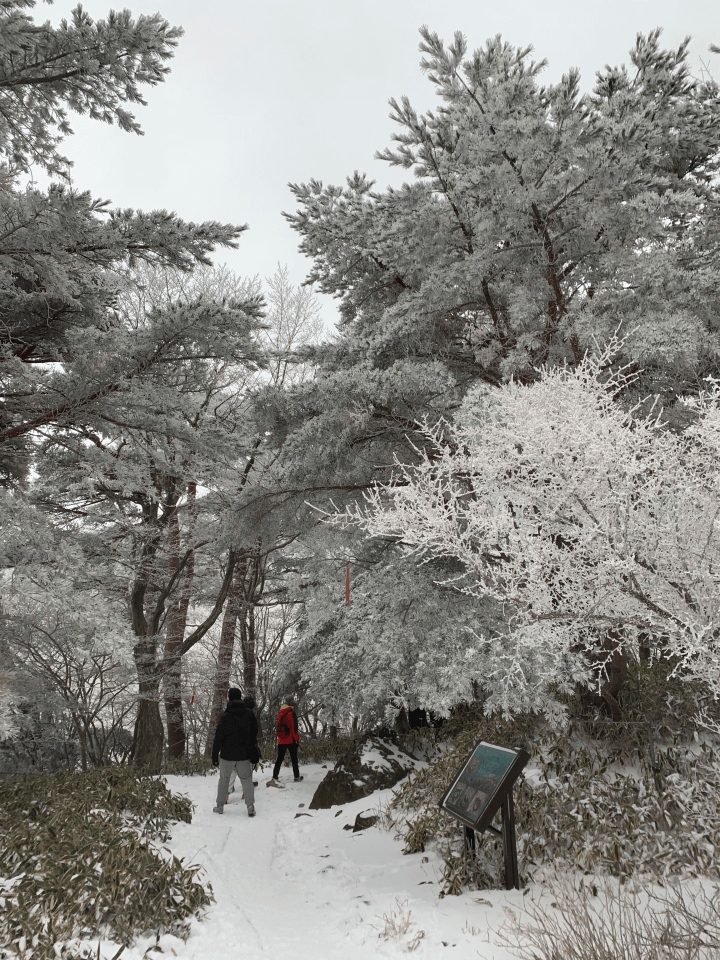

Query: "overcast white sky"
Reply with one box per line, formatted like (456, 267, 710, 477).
(42, 0, 719, 328)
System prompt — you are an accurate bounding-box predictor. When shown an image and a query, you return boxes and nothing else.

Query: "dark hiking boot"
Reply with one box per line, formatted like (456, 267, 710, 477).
(294, 776, 304, 782)
(213, 804, 224, 814)
(247, 803, 256, 817)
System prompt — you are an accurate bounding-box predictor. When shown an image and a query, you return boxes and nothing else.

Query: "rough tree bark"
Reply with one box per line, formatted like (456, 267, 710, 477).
(130, 497, 166, 772)
(163, 484, 196, 759)
(239, 540, 265, 736)
(131, 484, 237, 773)
(240, 541, 265, 700)
(204, 540, 267, 752)
(133, 634, 165, 771)
(204, 561, 245, 756)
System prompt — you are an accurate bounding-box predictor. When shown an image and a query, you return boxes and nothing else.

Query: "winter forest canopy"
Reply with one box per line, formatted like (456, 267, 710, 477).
(1, 1, 720, 775)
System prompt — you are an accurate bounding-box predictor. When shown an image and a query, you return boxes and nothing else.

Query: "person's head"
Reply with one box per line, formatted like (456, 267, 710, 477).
(228, 687, 243, 702)
(243, 695, 256, 710)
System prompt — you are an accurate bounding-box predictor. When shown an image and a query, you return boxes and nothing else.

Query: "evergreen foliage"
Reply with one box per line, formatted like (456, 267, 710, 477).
(0, 0, 248, 485)
(389, 699, 720, 895)
(0, 1, 184, 178)
(273, 27, 720, 723)
(286, 27, 720, 388)
(0, 767, 210, 958)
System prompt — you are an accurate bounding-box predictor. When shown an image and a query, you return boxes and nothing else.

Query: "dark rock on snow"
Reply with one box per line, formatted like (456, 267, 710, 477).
(343, 812, 379, 832)
(309, 736, 414, 810)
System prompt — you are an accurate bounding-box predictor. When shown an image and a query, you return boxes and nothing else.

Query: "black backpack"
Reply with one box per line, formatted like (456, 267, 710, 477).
(277, 709, 292, 738)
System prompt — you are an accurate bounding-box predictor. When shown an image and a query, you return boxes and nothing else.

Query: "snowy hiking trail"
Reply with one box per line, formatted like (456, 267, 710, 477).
(117, 765, 532, 960)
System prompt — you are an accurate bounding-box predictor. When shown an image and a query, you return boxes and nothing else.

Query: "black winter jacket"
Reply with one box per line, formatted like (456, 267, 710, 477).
(211, 701, 259, 765)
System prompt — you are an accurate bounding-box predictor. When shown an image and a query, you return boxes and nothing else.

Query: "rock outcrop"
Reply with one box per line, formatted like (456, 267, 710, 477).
(308, 736, 414, 810)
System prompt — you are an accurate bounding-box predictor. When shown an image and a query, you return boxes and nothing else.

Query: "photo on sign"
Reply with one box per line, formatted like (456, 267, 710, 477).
(442, 742, 518, 824)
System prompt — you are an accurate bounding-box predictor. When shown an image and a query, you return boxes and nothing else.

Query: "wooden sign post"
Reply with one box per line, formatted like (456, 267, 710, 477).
(439, 740, 530, 890)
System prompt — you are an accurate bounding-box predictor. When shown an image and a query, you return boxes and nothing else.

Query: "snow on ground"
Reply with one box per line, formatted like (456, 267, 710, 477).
(107, 762, 537, 960)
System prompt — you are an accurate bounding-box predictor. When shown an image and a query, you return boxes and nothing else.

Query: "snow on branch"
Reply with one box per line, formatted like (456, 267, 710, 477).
(325, 351, 720, 724)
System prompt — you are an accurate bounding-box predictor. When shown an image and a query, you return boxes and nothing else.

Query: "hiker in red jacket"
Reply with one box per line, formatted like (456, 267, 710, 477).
(267, 697, 303, 787)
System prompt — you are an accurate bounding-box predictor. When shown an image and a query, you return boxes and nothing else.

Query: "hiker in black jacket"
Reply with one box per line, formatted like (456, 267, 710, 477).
(212, 688, 259, 817)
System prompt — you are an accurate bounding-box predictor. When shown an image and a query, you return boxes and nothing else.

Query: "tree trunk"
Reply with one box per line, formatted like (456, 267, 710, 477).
(163, 577, 192, 758)
(240, 606, 263, 739)
(241, 606, 258, 700)
(163, 492, 196, 759)
(130, 483, 237, 772)
(576, 629, 628, 722)
(239, 541, 265, 732)
(133, 636, 164, 771)
(204, 562, 244, 756)
(130, 496, 166, 773)
(394, 706, 411, 738)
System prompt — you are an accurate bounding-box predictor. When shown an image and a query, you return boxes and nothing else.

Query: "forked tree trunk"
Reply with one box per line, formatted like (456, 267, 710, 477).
(130, 480, 237, 771)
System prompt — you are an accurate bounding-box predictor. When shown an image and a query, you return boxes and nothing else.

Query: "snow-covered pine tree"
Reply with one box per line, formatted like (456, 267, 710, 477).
(267, 26, 720, 725)
(0, 3, 264, 770)
(286, 27, 720, 390)
(0, 2, 246, 483)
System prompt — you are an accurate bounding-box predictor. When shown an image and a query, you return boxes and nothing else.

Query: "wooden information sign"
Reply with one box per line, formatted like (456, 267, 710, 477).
(438, 740, 530, 890)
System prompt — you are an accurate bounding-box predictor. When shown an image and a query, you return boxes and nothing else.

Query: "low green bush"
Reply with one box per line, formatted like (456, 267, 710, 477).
(389, 708, 720, 896)
(160, 753, 215, 777)
(0, 766, 211, 960)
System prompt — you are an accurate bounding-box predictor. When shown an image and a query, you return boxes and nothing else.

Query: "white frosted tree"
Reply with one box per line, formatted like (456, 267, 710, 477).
(330, 351, 720, 726)
(261, 264, 323, 387)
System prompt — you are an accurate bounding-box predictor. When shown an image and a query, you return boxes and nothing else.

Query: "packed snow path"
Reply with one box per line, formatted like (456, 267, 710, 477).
(149, 765, 529, 960)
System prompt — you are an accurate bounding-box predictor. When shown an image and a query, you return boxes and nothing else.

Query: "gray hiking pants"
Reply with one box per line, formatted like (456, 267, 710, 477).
(217, 757, 255, 807)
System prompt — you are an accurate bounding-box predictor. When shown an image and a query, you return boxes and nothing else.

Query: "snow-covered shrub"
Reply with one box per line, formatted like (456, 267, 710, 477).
(501, 874, 720, 960)
(160, 752, 215, 776)
(516, 738, 720, 881)
(332, 351, 720, 727)
(0, 767, 210, 959)
(390, 709, 720, 894)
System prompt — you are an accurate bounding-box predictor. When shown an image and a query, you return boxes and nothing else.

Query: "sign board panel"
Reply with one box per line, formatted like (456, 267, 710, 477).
(439, 741, 530, 832)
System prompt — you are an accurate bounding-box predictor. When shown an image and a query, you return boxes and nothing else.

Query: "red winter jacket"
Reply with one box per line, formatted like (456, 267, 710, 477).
(276, 705, 299, 745)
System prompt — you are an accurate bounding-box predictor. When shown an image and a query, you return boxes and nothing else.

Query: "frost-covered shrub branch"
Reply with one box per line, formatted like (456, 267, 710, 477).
(329, 354, 720, 723)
